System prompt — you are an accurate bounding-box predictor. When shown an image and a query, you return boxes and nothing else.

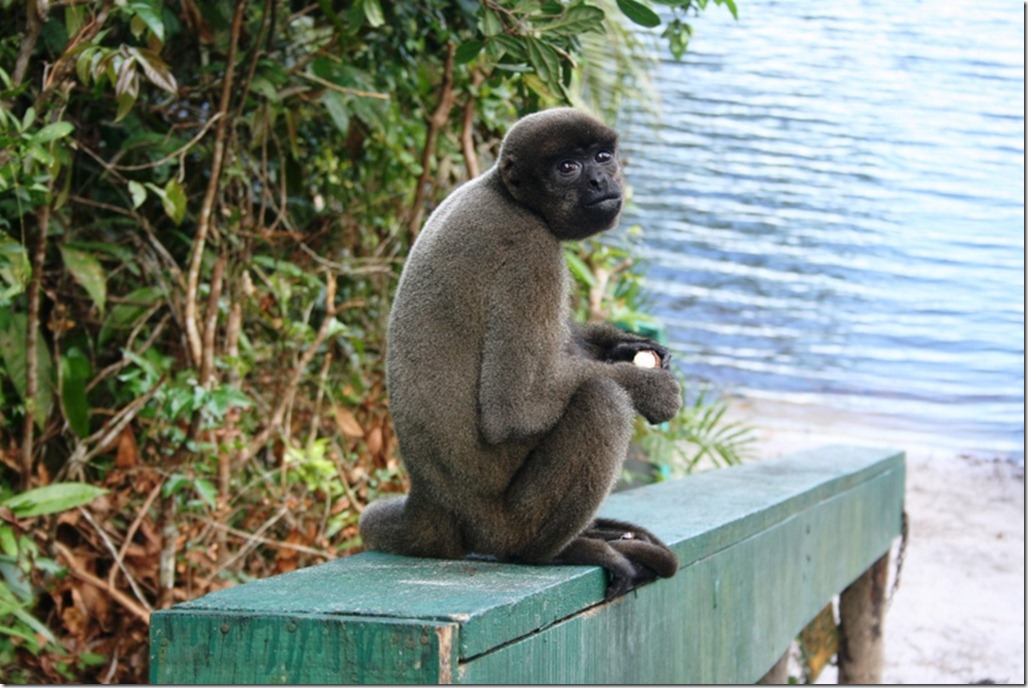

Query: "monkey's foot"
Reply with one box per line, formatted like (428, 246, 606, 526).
(558, 518, 680, 600)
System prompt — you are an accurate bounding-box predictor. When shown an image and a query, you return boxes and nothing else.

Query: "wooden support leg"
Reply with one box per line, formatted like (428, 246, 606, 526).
(757, 650, 790, 684)
(837, 553, 890, 684)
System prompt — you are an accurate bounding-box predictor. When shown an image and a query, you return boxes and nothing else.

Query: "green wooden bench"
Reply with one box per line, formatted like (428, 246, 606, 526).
(149, 444, 905, 684)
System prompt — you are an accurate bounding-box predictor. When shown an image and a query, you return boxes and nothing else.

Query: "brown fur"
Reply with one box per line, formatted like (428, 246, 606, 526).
(359, 108, 681, 598)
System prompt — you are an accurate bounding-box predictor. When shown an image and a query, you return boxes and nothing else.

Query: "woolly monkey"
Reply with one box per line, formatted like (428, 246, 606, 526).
(360, 108, 681, 598)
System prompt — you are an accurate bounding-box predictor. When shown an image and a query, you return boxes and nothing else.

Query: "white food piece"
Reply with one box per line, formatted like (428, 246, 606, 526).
(632, 350, 660, 369)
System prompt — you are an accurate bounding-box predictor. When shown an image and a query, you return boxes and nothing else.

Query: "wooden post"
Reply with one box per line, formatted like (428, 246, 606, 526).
(757, 651, 790, 684)
(837, 553, 890, 684)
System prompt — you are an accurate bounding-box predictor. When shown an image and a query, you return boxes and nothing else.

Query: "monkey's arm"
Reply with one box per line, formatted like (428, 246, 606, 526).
(480, 318, 679, 443)
(570, 321, 672, 368)
(474, 255, 592, 442)
(477, 291, 578, 446)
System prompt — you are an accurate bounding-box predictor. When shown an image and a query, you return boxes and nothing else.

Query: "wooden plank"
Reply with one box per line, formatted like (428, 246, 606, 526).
(157, 550, 604, 662)
(150, 611, 457, 684)
(149, 445, 905, 684)
(456, 460, 905, 683)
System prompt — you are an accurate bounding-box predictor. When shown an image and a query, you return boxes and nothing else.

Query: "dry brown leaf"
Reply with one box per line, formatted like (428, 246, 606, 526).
(333, 406, 365, 438)
(116, 427, 140, 468)
(274, 530, 306, 574)
(365, 426, 383, 456)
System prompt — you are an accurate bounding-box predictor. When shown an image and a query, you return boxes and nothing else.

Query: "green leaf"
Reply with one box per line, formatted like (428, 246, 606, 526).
(30, 121, 74, 145)
(491, 35, 527, 61)
(133, 47, 178, 94)
(480, 8, 504, 36)
(531, 5, 606, 35)
(250, 76, 279, 101)
(322, 90, 351, 135)
(361, 0, 385, 27)
(617, 0, 662, 27)
(60, 349, 92, 438)
(564, 250, 597, 287)
(59, 245, 107, 315)
(114, 58, 140, 99)
(99, 285, 164, 346)
(115, 90, 136, 122)
(11, 601, 58, 646)
(130, 13, 147, 39)
(75, 46, 98, 86)
(162, 178, 186, 225)
(662, 18, 692, 60)
(27, 144, 54, 166)
(193, 478, 217, 509)
(21, 107, 36, 131)
(65, 3, 86, 36)
(0, 230, 30, 304)
(716, 0, 739, 20)
(128, 0, 166, 43)
(454, 40, 484, 65)
(0, 310, 55, 429)
(0, 525, 17, 558)
(163, 473, 190, 498)
(128, 180, 147, 209)
(525, 37, 561, 89)
(1, 483, 107, 518)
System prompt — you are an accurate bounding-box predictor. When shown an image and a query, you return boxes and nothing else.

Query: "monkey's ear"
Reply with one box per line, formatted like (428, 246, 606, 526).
(501, 157, 521, 188)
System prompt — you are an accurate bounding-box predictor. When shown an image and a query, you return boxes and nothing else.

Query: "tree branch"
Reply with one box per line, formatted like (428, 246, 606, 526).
(11, 0, 43, 88)
(56, 542, 151, 625)
(185, 0, 245, 368)
(199, 254, 226, 386)
(406, 42, 457, 240)
(461, 70, 485, 179)
(21, 204, 49, 488)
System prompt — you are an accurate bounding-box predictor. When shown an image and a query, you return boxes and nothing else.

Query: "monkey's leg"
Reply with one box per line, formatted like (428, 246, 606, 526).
(502, 377, 635, 564)
(498, 372, 679, 597)
(359, 494, 465, 559)
(499, 378, 676, 597)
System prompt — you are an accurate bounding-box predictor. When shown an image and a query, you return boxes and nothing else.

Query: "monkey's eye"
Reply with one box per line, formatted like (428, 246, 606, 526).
(596, 150, 614, 163)
(557, 160, 581, 175)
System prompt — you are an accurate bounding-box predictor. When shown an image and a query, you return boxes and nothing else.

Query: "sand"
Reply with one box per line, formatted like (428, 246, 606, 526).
(728, 398, 1025, 685)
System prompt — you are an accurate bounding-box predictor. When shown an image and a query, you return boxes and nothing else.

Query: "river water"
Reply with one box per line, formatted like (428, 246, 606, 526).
(619, 0, 1024, 458)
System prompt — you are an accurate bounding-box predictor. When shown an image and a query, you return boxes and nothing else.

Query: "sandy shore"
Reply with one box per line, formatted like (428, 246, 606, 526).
(728, 398, 1025, 685)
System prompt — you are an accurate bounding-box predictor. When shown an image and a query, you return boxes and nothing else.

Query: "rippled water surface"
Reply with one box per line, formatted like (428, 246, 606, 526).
(620, 0, 1024, 456)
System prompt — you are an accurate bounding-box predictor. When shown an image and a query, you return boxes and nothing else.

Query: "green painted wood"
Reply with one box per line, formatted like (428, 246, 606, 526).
(158, 551, 604, 662)
(150, 611, 457, 684)
(457, 464, 905, 683)
(149, 444, 905, 684)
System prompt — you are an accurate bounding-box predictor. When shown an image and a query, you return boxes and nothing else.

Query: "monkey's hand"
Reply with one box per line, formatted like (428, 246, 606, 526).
(616, 367, 681, 424)
(603, 340, 673, 369)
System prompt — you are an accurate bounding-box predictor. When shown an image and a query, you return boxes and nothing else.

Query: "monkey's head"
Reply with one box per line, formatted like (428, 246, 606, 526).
(499, 108, 624, 241)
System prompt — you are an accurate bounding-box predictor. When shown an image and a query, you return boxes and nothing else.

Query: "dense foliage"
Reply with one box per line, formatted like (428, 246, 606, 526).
(0, 0, 742, 681)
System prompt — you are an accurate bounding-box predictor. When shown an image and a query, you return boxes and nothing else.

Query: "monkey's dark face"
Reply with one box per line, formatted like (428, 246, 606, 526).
(499, 109, 625, 241)
(543, 143, 623, 240)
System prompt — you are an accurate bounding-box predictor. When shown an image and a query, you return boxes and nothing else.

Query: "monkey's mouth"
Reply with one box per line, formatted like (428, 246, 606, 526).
(587, 194, 622, 210)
